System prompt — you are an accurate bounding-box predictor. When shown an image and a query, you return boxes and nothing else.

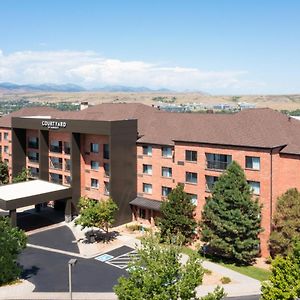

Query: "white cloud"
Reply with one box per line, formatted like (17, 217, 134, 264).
(0, 49, 255, 91)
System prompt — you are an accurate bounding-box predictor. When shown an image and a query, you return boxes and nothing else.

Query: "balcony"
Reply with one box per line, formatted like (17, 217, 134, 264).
(28, 156, 39, 164)
(28, 142, 39, 149)
(65, 163, 71, 171)
(51, 178, 63, 184)
(50, 145, 62, 153)
(50, 161, 62, 170)
(206, 160, 230, 171)
(64, 147, 71, 155)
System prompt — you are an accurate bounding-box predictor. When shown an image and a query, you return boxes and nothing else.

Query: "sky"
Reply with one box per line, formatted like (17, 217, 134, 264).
(0, 0, 300, 94)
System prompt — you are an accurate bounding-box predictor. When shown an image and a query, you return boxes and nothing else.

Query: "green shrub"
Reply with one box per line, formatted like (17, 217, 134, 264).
(221, 277, 231, 284)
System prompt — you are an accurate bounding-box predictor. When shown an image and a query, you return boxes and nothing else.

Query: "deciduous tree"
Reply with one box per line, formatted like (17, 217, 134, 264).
(269, 188, 300, 257)
(0, 159, 9, 184)
(200, 161, 262, 265)
(0, 216, 27, 285)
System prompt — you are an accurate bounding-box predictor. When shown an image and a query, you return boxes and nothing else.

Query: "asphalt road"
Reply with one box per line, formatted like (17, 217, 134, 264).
(225, 296, 260, 300)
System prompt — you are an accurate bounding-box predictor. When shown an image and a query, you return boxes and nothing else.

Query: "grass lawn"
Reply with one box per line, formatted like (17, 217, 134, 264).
(181, 246, 271, 282)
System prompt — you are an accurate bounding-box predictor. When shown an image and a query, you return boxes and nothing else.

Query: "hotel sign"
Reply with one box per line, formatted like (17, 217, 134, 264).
(41, 120, 67, 130)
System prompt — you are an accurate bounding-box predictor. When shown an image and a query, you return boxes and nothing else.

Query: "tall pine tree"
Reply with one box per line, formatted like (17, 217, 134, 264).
(200, 161, 262, 265)
(158, 184, 197, 244)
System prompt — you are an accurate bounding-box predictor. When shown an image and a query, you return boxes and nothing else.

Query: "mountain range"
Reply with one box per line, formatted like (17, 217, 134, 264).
(0, 82, 172, 93)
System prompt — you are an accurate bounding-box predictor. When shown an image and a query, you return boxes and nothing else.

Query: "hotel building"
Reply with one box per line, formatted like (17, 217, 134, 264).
(1, 103, 300, 257)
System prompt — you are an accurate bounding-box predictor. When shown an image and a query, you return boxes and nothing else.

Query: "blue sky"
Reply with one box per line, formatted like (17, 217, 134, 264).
(0, 0, 299, 94)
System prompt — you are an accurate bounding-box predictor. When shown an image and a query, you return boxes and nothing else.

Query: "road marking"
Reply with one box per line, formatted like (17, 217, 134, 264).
(95, 254, 114, 262)
(105, 250, 138, 269)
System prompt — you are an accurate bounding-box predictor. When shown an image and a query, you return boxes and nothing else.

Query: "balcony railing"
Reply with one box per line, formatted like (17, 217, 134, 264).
(50, 178, 62, 184)
(64, 147, 71, 155)
(50, 161, 62, 170)
(28, 157, 39, 163)
(28, 142, 39, 149)
(206, 160, 230, 171)
(50, 145, 62, 153)
(65, 164, 71, 171)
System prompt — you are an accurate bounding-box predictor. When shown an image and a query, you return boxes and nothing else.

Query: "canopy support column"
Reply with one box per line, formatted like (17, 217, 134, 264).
(65, 199, 72, 223)
(9, 209, 17, 227)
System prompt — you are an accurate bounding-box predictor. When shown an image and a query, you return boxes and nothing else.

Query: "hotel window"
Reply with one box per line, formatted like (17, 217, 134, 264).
(4, 132, 8, 140)
(162, 147, 172, 158)
(104, 181, 110, 195)
(50, 173, 62, 184)
(28, 151, 39, 163)
(187, 193, 198, 206)
(91, 160, 99, 170)
(143, 164, 152, 175)
(186, 172, 197, 184)
(0, 146, 2, 154)
(4, 158, 9, 165)
(91, 178, 99, 189)
(28, 137, 39, 149)
(64, 175, 72, 185)
(104, 163, 110, 177)
(143, 145, 152, 156)
(103, 144, 110, 159)
(4, 146, 8, 154)
(90, 143, 99, 153)
(64, 142, 71, 154)
(246, 156, 260, 170)
(50, 140, 62, 153)
(65, 159, 71, 171)
(206, 153, 232, 170)
(143, 183, 152, 194)
(205, 175, 218, 192)
(0, 133, 2, 141)
(162, 186, 172, 197)
(28, 167, 39, 178)
(50, 157, 62, 170)
(185, 150, 197, 162)
(248, 181, 260, 195)
(162, 167, 172, 178)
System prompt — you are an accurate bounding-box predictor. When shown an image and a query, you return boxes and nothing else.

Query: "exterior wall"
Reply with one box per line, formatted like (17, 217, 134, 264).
(26, 129, 39, 178)
(137, 142, 272, 257)
(80, 134, 110, 201)
(0, 127, 12, 178)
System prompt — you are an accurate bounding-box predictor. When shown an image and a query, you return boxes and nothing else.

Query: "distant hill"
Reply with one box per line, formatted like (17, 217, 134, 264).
(0, 82, 173, 93)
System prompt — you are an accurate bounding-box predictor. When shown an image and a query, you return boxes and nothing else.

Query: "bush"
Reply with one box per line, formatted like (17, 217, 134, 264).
(220, 277, 231, 284)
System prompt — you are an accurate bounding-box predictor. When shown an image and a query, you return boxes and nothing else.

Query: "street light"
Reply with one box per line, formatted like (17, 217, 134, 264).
(68, 258, 77, 300)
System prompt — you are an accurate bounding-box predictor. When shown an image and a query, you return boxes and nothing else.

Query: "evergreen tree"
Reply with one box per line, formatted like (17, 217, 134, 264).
(0, 159, 9, 184)
(200, 161, 262, 265)
(158, 184, 197, 244)
(269, 188, 300, 258)
(0, 216, 27, 285)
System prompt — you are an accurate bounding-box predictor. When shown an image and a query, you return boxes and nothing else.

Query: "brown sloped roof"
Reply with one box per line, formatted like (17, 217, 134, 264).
(2, 103, 300, 154)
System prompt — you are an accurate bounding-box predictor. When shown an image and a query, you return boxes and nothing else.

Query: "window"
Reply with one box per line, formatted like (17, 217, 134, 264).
(161, 167, 172, 177)
(186, 172, 197, 184)
(50, 157, 62, 169)
(90, 143, 99, 153)
(50, 173, 62, 184)
(143, 145, 152, 156)
(50, 140, 62, 153)
(104, 181, 110, 195)
(205, 175, 218, 192)
(64, 142, 71, 154)
(143, 164, 152, 175)
(185, 150, 197, 162)
(162, 186, 172, 197)
(103, 144, 110, 159)
(104, 163, 110, 176)
(91, 161, 99, 170)
(28, 151, 39, 163)
(4, 158, 9, 165)
(65, 159, 71, 171)
(64, 175, 72, 185)
(91, 178, 99, 189)
(187, 193, 198, 206)
(4, 132, 8, 140)
(162, 147, 172, 158)
(28, 167, 39, 178)
(206, 153, 232, 170)
(4, 146, 8, 154)
(28, 137, 39, 149)
(0, 146, 2, 154)
(139, 208, 146, 219)
(0, 133, 2, 141)
(246, 156, 260, 170)
(248, 181, 260, 195)
(143, 183, 152, 194)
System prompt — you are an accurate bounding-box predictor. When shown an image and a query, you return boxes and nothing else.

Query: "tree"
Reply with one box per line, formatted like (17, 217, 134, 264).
(75, 197, 118, 233)
(158, 184, 197, 244)
(114, 234, 225, 300)
(0, 159, 9, 184)
(12, 168, 29, 183)
(200, 161, 262, 265)
(0, 216, 27, 285)
(269, 188, 300, 258)
(261, 242, 300, 299)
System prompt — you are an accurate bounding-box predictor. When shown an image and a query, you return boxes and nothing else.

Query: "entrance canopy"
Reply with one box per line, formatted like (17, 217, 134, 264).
(0, 179, 72, 211)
